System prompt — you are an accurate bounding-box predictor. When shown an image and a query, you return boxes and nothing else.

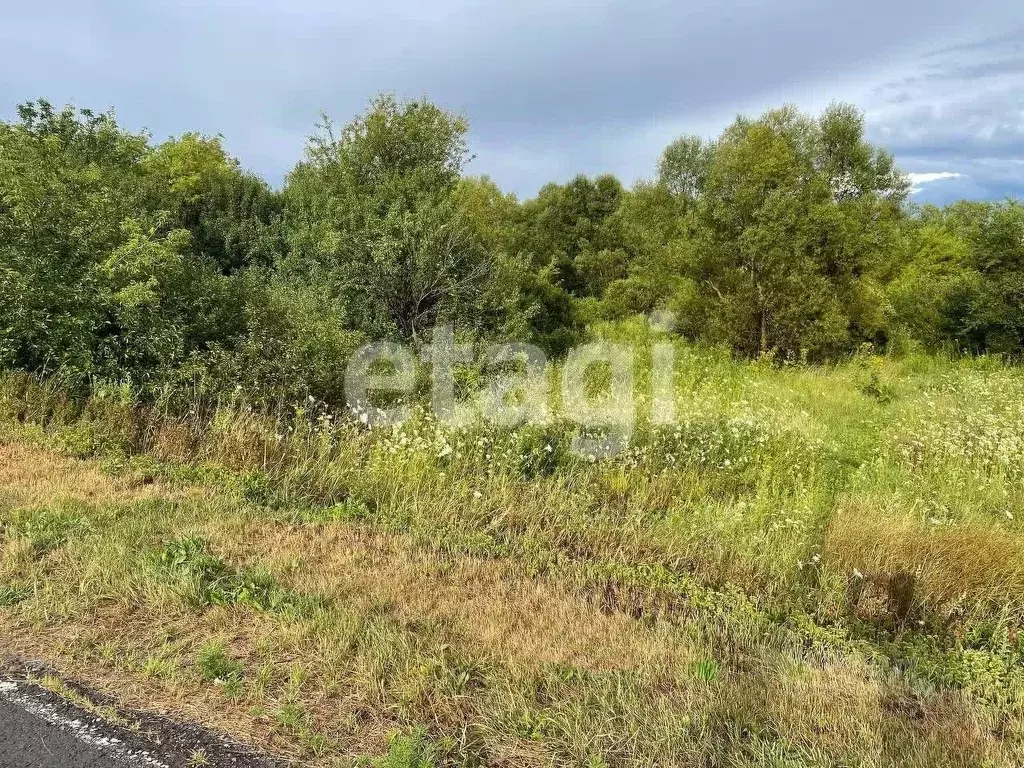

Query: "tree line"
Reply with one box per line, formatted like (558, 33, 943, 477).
(1, 95, 1021, 407)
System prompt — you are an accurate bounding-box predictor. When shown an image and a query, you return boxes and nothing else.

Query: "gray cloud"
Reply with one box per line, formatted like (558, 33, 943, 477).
(1, 1, 1021, 199)
(864, 31, 1024, 203)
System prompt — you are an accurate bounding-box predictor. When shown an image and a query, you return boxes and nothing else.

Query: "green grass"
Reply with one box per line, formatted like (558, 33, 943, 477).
(1, 347, 1024, 766)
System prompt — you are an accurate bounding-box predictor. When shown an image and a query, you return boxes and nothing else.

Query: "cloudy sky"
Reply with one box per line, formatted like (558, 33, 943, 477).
(2, 1, 1022, 203)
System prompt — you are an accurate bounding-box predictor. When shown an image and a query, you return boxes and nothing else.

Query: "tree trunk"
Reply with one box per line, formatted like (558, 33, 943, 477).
(758, 284, 768, 357)
(760, 309, 768, 357)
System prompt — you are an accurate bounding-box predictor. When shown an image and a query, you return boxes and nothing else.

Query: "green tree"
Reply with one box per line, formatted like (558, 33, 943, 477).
(941, 200, 1024, 353)
(509, 174, 632, 352)
(892, 200, 1024, 354)
(0, 101, 258, 388)
(677, 103, 907, 358)
(887, 221, 976, 351)
(0, 100, 149, 375)
(144, 133, 283, 273)
(603, 180, 696, 321)
(92, 219, 248, 383)
(515, 174, 626, 297)
(284, 95, 511, 341)
(658, 135, 712, 201)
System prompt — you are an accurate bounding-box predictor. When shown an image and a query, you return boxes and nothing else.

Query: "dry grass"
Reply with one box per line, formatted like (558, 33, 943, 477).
(0, 442, 186, 510)
(827, 499, 1024, 611)
(215, 521, 697, 673)
(0, 443, 1019, 766)
(0, 607, 361, 761)
(752, 659, 1007, 767)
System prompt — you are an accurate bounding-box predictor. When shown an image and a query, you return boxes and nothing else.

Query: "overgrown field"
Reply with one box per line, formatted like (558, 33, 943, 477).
(2, 347, 1024, 767)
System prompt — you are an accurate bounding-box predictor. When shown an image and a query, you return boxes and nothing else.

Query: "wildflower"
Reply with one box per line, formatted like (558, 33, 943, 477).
(473, 490, 483, 500)
(437, 444, 453, 458)
(544, 444, 553, 453)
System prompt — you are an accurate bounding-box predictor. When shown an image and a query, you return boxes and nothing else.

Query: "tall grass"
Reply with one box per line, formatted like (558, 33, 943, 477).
(2, 344, 1024, 765)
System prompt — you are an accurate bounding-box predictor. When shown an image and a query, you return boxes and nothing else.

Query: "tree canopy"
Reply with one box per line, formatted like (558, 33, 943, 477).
(0, 94, 1020, 407)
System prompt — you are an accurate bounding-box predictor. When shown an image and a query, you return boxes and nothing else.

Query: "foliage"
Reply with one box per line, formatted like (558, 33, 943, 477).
(283, 94, 519, 342)
(0, 100, 149, 376)
(372, 729, 442, 768)
(196, 640, 244, 683)
(1, 93, 1023, 417)
(143, 133, 284, 273)
(158, 536, 302, 611)
(659, 103, 907, 359)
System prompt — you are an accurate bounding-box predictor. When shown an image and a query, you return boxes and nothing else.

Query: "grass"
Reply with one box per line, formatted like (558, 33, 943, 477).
(34, 673, 138, 731)
(1, 345, 1024, 766)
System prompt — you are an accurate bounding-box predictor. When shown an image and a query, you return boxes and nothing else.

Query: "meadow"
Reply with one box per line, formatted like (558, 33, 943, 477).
(2, 337, 1023, 767)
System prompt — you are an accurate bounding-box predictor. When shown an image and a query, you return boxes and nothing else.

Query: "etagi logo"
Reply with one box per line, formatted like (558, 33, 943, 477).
(345, 312, 679, 458)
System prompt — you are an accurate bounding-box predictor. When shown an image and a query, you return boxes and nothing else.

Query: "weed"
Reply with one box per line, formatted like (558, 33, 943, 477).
(8, 508, 89, 557)
(692, 659, 720, 683)
(196, 641, 243, 684)
(0, 584, 29, 606)
(373, 728, 442, 768)
(157, 537, 307, 612)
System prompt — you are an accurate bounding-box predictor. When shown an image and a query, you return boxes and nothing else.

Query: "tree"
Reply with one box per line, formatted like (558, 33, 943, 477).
(971, 202, 1024, 352)
(605, 180, 696, 320)
(678, 103, 907, 359)
(891, 201, 1024, 354)
(0, 101, 260, 386)
(0, 100, 149, 375)
(515, 174, 627, 297)
(887, 221, 976, 350)
(658, 135, 712, 201)
(508, 174, 634, 352)
(283, 95, 511, 341)
(144, 133, 284, 273)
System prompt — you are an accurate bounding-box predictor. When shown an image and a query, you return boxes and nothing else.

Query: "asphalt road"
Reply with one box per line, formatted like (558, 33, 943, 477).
(0, 682, 144, 768)
(0, 672, 278, 768)
(0, 693, 131, 768)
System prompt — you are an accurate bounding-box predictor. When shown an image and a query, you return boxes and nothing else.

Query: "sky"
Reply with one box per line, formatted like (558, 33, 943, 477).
(2, 1, 1022, 204)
